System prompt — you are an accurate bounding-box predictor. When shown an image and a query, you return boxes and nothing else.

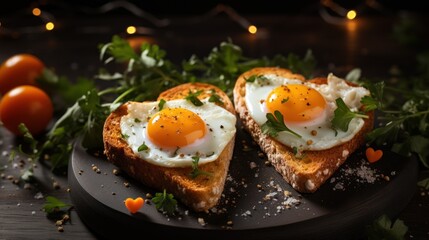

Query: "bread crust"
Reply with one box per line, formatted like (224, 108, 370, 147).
(103, 83, 236, 212)
(233, 67, 374, 193)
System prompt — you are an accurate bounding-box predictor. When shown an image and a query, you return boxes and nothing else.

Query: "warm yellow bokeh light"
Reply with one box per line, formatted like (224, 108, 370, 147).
(127, 26, 137, 34)
(248, 25, 257, 34)
(32, 8, 41, 16)
(347, 10, 357, 20)
(45, 22, 54, 31)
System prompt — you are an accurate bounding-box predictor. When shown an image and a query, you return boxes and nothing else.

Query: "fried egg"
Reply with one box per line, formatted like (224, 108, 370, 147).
(245, 73, 370, 151)
(120, 98, 236, 167)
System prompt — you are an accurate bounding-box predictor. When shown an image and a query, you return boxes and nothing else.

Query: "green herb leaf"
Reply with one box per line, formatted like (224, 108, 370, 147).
(158, 99, 166, 110)
(42, 196, 72, 214)
(151, 189, 177, 214)
(261, 110, 301, 138)
(208, 89, 223, 105)
(189, 156, 212, 179)
(362, 81, 385, 111)
(138, 142, 149, 152)
(361, 96, 379, 112)
(365, 214, 408, 240)
(245, 75, 258, 83)
(332, 98, 369, 132)
(185, 90, 203, 106)
(418, 178, 429, 190)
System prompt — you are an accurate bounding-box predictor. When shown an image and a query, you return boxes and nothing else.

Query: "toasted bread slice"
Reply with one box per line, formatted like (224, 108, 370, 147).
(103, 83, 236, 212)
(233, 67, 374, 193)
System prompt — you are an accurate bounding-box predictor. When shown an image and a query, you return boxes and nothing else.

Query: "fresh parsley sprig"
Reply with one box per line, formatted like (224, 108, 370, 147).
(331, 98, 369, 132)
(360, 78, 429, 168)
(189, 156, 212, 179)
(261, 110, 301, 138)
(42, 196, 72, 214)
(185, 90, 203, 106)
(151, 189, 178, 214)
(365, 214, 408, 240)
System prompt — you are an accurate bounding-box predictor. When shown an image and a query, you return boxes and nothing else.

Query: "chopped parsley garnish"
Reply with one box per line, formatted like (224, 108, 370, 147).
(245, 74, 259, 83)
(331, 98, 368, 132)
(158, 99, 166, 110)
(151, 189, 177, 214)
(281, 97, 289, 104)
(138, 142, 149, 151)
(121, 133, 129, 139)
(365, 214, 408, 240)
(245, 74, 270, 85)
(189, 156, 212, 179)
(261, 110, 301, 138)
(185, 90, 203, 106)
(42, 196, 72, 214)
(208, 89, 224, 105)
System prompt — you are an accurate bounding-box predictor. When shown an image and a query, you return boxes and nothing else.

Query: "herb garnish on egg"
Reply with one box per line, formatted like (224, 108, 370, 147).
(331, 98, 369, 132)
(190, 156, 213, 179)
(185, 90, 204, 106)
(261, 110, 302, 138)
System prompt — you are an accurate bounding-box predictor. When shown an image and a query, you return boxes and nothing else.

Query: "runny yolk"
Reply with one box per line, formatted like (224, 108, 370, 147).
(265, 84, 326, 123)
(147, 108, 206, 148)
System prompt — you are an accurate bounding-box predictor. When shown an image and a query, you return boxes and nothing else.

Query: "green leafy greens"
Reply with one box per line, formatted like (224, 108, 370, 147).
(151, 189, 178, 214)
(365, 215, 408, 240)
(189, 156, 212, 179)
(331, 98, 369, 132)
(13, 35, 316, 173)
(42, 196, 72, 214)
(261, 110, 301, 138)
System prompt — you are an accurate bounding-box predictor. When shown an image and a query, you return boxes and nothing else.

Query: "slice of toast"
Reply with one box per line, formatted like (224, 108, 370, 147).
(233, 67, 374, 193)
(103, 82, 236, 212)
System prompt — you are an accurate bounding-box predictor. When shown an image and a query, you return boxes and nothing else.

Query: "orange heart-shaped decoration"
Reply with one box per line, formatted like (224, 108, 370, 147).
(124, 197, 144, 213)
(365, 147, 383, 163)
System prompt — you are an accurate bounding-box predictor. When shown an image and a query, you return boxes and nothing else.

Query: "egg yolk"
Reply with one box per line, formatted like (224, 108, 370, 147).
(265, 84, 326, 123)
(147, 108, 206, 148)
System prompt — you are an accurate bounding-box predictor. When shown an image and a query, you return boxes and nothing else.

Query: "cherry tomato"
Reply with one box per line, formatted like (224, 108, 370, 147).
(0, 85, 53, 136)
(0, 54, 45, 95)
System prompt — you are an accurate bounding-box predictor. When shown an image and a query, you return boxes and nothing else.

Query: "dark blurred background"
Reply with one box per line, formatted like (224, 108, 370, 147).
(1, 0, 427, 15)
(1, 0, 428, 80)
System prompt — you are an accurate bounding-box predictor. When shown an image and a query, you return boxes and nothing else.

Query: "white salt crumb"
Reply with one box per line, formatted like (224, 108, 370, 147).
(241, 210, 252, 217)
(197, 218, 206, 226)
(31, 211, 36, 215)
(332, 159, 383, 191)
(249, 162, 257, 169)
(334, 182, 345, 191)
(34, 192, 44, 199)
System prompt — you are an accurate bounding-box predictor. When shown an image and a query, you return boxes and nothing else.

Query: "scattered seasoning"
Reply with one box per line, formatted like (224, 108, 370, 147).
(91, 164, 101, 174)
(197, 217, 206, 226)
(330, 158, 389, 191)
(52, 181, 61, 190)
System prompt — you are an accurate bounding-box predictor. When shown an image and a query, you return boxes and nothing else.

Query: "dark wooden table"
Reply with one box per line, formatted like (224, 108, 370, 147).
(1, 5, 429, 239)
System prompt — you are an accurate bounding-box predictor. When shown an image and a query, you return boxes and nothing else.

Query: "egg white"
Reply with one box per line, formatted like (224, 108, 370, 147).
(120, 98, 236, 167)
(245, 73, 370, 151)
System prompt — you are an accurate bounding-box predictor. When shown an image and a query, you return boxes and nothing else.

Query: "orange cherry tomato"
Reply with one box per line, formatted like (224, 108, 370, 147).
(0, 54, 45, 95)
(0, 85, 53, 136)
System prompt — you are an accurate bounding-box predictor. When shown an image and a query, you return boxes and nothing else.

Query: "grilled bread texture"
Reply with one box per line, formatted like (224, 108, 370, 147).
(233, 67, 374, 193)
(103, 83, 236, 212)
